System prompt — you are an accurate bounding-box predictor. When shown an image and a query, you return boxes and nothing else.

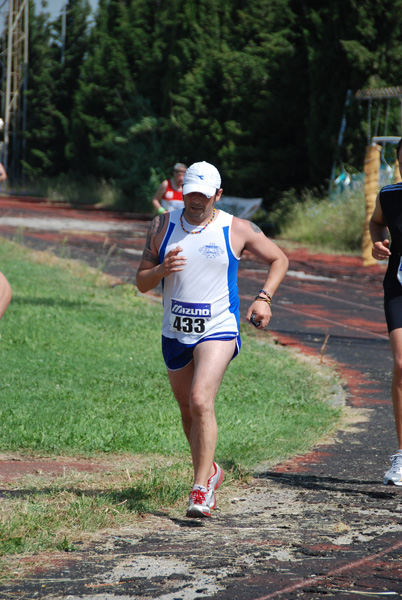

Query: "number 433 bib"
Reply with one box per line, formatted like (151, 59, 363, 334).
(169, 299, 211, 335)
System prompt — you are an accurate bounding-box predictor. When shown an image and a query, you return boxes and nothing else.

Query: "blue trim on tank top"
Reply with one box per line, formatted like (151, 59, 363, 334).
(223, 225, 240, 328)
(159, 221, 176, 263)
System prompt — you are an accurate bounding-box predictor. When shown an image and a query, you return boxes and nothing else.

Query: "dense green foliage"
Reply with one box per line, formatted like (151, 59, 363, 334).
(9, 0, 402, 209)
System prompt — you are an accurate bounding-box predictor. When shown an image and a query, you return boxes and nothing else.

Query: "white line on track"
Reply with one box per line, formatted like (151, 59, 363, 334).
(0, 216, 137, 232)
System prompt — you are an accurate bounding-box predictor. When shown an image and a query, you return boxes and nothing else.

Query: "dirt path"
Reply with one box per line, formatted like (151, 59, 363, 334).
(0, 197, 401, 599)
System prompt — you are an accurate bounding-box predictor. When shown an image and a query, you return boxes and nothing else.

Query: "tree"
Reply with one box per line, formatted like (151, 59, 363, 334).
(296, 0, 402, 183)
(51, 0, 91, 174)
(22, 1, 59, 179)
(19, 0, 402, 207)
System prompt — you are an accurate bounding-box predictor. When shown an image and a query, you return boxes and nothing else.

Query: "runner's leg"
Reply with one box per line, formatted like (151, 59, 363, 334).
(390, 328, 402, 448)
(168, 361, 194, 443)
(189, 339, 235, 488)
(168, 339, 235, 487)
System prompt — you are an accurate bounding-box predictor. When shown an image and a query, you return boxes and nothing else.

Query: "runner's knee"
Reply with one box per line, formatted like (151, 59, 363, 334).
(190, 392, 215, 418)
(394, 358, 402, 379)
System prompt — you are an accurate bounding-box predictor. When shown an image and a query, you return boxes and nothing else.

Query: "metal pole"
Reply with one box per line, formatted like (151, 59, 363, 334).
(21, 0, 28, 185)
(329, 89, 352, 194)
(3, 0, 13, 172)
(2, 0, 28, 182)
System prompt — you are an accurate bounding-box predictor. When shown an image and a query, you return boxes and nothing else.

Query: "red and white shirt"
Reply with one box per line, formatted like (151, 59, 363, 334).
(161, 179, 184, 212)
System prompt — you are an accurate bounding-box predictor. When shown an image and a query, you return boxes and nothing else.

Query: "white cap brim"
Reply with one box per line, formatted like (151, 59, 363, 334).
(182, 182, 216, 198)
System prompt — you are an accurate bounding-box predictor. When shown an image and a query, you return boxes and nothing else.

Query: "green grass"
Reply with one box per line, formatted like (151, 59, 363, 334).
(0, 459, 192, 561)
(0, 238, 340, 462)
(0, 237, 342, 562)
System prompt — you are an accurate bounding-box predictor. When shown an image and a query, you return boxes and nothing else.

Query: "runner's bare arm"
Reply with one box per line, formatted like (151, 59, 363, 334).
(0, 271, 11, 319)
(136, 215, 187, 293)
(370, 193, 391, 259)
(0, 163, 7, 182)
(232, 218, 288, 329)
(152, 180, 168, 212)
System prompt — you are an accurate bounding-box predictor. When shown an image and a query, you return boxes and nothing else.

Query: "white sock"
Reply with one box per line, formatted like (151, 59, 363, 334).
(192, 484, 207, 493)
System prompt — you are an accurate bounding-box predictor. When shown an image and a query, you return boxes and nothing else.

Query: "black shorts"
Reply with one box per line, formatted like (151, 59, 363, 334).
(384, 291, 402, 333)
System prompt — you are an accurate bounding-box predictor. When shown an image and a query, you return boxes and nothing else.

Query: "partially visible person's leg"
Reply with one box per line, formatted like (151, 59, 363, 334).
(390, 328, 402, 448)
(384, 328, 402, 485)
(0, 271, 11, 319)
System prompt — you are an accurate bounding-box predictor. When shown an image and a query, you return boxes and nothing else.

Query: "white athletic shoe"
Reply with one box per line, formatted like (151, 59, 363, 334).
(383, 453, 402, 486)
(186, 489, 211, 518)
(206, 462, 225, 510)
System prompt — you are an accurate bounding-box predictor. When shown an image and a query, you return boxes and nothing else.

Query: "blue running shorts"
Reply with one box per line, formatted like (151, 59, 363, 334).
(162, 334, 241, 371)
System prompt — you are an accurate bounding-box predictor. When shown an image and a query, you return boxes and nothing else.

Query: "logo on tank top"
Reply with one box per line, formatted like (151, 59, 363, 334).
(199, 242, 224, 259)
(171, 300, 212, 318)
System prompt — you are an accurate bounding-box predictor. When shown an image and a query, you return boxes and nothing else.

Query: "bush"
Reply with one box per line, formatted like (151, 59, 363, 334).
(271, 187, 366, 253)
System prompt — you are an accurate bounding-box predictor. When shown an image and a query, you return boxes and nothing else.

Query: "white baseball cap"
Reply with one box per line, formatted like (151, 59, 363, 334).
(182, 161, 221, 198)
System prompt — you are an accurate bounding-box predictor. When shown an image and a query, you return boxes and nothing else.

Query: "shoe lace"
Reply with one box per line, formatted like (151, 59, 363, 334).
(190, 489, 207, 505)
(390, 453, 402, 470)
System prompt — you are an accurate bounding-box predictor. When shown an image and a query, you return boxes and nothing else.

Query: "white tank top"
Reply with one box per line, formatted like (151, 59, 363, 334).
(159, 209, 240, 345)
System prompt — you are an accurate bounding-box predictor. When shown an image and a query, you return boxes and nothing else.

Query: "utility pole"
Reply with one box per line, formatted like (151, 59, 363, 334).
(1, 0, 29, 181)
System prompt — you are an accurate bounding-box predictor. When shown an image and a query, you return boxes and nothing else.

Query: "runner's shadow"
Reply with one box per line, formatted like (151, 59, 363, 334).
(171, 518, 206, 528)
(257, 471, 399, 499)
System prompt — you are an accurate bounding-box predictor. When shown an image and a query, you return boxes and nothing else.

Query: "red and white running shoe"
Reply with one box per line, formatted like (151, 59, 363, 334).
(186, 488, 211, 518)
(206, 462, 225, 510)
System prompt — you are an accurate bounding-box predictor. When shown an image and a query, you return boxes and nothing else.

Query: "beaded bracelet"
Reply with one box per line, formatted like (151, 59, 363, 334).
(259, 289, 273, 303)
(255, 295, 272, 306)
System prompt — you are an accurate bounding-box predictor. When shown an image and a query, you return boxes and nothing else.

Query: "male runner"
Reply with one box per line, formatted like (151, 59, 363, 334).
(137, 161, 288, 517)
(370, 138, 402, 485)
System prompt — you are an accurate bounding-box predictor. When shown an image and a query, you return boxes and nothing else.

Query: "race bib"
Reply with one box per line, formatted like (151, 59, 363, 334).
(398, 257, 402, 286)
(170, 299, 211, 335)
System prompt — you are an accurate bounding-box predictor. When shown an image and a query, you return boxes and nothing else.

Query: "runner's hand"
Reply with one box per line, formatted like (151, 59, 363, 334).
(161, 246, 187, 276)
(372, 239, 391, 260)
(246, 301, 272, 330)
